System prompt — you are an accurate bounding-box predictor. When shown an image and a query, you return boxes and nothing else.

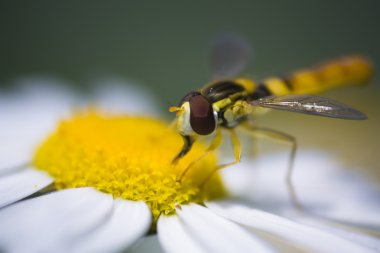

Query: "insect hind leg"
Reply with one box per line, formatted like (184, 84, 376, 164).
(241, 124, 301, 210)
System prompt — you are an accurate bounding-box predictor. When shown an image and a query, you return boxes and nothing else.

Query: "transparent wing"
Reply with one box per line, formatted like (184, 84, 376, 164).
(251, 94, 367, 120)
(209, 34, 251, 80)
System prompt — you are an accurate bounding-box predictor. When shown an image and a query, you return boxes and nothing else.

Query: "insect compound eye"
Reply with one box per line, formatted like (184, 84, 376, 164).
(189, 95, 216, 135)
(179, 91, 200, 106)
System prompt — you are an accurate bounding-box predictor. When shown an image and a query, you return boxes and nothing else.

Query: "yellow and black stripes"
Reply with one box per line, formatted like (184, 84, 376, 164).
(255, 55, 372, 97)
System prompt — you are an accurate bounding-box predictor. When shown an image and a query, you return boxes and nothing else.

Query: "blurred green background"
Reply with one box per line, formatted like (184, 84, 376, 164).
(1, 1, 379, 178)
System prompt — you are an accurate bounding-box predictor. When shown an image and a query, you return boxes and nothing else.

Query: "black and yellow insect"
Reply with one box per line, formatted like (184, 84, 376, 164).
(169, 36, 372, 199)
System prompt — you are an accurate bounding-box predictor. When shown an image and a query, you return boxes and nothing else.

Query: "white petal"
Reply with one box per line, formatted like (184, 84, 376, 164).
(0, 187, 114, 253)
(295, 216, 380, 251)
(157, 215, 207, 253)
(91, 77, 161, 116)
(222, 151, 337, 207)
(222, 150, 380, 228)
(158, 204, 277, 253)
(0, 78, 80, 170)
(207, 200, 379, 253)
(74, 199, 151, 253)
(0, 167, 53, 208)
(0, 76, 159, 171)
(128, 235, 165, 253)
(313, 202, 380, 231)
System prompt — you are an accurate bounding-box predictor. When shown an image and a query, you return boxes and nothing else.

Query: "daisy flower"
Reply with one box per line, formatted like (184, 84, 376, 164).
(0, 78, 379, 253)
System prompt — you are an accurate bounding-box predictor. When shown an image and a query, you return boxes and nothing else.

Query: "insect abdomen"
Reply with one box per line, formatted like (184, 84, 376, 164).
(258, 55, 373, 97)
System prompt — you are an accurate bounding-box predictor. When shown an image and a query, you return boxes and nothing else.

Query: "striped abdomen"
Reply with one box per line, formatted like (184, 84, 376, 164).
(250, 55, 372, 99)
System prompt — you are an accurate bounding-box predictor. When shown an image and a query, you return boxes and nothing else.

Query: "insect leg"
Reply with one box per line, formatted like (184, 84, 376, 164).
(200, 128, 242, 187)
(172, 135, 195, 166)
(176, 129, 223, 182)
(241, 124, 301, 210)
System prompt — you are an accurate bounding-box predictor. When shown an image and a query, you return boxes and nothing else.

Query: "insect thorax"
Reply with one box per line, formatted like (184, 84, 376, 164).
(217, 100, 252, 128)
(201, 80, 254, 128)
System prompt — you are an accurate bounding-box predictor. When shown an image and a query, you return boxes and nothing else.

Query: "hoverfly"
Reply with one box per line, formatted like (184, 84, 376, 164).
(169, 36, 372, 205)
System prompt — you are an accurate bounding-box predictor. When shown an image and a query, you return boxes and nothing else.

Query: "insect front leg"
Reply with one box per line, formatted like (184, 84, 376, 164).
(172, 135, 195, 166)
(240, 123, 301, 210)
(200, 128, 242, 187)
(176, 129, 223, 183)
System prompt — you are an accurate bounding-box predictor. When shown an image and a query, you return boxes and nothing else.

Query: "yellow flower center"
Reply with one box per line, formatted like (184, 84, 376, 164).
(33, 112, 226, 219)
